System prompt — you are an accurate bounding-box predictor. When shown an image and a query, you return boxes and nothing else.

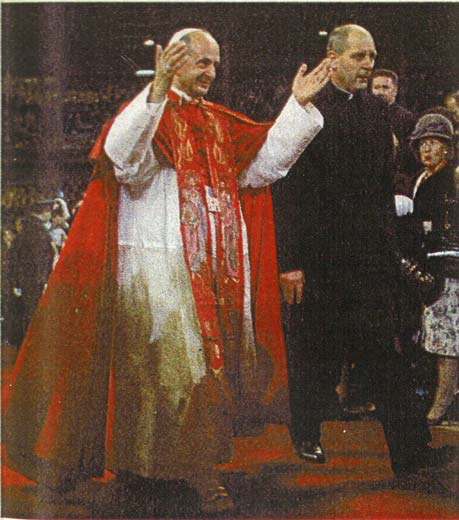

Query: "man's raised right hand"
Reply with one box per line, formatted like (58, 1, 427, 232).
(147, 42, 189, 103)
(292, 57, 332, 107)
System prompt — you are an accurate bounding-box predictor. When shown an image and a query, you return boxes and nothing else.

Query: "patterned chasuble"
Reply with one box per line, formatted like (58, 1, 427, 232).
(154, 91, 270, 374)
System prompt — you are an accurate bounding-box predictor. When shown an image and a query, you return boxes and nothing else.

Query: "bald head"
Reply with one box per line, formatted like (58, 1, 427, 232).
(327, 24, 377, 93)
(327, 24, 374, 55)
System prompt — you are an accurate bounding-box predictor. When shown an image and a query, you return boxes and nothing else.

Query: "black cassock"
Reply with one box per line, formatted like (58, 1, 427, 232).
(273, 83, 431, 476)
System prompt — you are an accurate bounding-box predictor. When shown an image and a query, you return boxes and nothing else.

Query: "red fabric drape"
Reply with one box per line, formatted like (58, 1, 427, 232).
(3, 97, 288, 489)
(4, 139, 118, 488)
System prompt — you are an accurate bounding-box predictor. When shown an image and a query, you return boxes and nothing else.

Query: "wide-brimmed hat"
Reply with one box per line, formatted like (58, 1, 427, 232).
(410, 113, 454, 147)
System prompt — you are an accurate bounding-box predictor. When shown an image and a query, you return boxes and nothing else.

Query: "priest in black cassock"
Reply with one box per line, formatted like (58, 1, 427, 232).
(274, 24, 450, 482)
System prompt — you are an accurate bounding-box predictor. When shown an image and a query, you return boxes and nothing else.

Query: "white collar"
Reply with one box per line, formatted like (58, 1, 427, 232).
(332, 81, 354, 100)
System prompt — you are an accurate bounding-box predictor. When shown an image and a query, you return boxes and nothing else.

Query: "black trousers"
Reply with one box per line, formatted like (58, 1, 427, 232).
(285, 291, 431, 475)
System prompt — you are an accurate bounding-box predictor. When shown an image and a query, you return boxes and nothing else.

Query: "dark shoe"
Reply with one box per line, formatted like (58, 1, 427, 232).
(295, 440, 326, 463)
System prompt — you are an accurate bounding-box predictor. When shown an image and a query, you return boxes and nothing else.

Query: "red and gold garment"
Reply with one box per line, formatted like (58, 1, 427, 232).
(155, 91, 271, 373)
(3, 91, 288, 489)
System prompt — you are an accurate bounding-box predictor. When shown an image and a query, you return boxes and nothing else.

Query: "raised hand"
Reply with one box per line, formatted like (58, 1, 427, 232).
(148, 42, 189, 102)
(292, 57, 332, 106)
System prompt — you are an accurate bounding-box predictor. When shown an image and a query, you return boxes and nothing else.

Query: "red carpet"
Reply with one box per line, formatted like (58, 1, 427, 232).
(3, 346, 459, 519)
(2, 421, 459, 519)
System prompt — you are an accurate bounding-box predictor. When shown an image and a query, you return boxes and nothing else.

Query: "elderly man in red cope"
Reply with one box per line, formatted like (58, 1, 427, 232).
(4, 28, 330, 514)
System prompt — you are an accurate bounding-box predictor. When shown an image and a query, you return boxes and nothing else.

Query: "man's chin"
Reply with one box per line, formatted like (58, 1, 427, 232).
(193, 85, 211, 97)
(355, 79, 369, 90)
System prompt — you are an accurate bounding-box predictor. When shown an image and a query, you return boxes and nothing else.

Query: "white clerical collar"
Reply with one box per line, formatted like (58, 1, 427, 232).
(332, 81, 354, 100)
(171, 86, 193, 102)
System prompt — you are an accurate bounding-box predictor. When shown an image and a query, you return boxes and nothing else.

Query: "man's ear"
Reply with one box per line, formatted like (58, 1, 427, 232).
(327, 51, 338, 70)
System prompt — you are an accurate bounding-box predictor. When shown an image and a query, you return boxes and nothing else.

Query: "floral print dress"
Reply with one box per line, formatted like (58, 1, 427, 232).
(423, 277, 459, 357)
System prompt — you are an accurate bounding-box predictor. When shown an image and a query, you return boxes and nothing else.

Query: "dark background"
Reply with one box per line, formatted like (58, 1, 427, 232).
(2, 2, 459, 191)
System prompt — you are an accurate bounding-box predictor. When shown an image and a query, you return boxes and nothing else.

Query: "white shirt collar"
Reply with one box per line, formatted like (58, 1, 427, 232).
(332, 81, 354, 100)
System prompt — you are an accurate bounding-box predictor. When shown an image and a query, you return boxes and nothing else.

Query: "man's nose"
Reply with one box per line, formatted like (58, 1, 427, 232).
(205, 64, 217, 80)
(362, 55, 374, 69)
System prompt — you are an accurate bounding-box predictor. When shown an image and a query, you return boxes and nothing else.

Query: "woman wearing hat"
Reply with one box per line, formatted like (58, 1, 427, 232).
(410, 112, 459, 425)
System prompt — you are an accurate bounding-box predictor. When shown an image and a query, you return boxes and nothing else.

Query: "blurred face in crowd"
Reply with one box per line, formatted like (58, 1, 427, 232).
(419, 137, 448, 171)
(372, 75, 397, 105)
(329, 28, 377, 93)
(173, 31, 220, 98)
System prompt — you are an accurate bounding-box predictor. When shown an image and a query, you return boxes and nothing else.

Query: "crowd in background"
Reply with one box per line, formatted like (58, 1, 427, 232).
(2, 188, 83, 348)
(3, 75, 140, 153)
(3, 74, 290, 156)
(5, 72, 457, 154)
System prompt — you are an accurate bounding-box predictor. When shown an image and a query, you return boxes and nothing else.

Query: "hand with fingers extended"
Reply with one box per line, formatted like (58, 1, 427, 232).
(148, 42, 189, 103)
(292, 57, 332, 107)
(280, 270, 305, 305)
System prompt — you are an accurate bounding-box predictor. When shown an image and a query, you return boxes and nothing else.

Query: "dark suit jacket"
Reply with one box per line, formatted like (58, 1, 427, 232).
(414, 163, 458, 261)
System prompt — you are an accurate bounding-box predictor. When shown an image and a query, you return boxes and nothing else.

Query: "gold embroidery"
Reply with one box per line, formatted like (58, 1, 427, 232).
(213, 142, 226, 164)
(176, 144, 183, 169)
(212, 117, 225, 144)
(172, 112, 188, 141)
(185, 139, 194, 162)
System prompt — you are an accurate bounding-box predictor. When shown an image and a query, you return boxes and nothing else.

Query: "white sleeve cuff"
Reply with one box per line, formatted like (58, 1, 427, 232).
(239, 95, 323, 188)
(104, 83, 167, 169)
(292, 96, 324, 128)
